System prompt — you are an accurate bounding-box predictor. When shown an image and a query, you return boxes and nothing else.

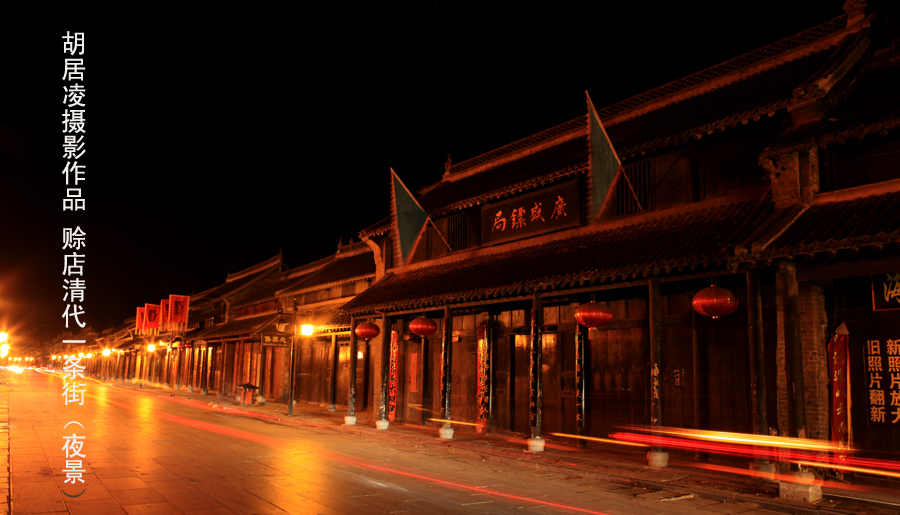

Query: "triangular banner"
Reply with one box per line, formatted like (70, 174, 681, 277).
(390, 168, 429, 265)
(587, 91, 623, 221)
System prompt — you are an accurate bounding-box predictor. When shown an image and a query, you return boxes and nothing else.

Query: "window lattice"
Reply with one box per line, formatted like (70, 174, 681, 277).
(616, 161, 656, 217)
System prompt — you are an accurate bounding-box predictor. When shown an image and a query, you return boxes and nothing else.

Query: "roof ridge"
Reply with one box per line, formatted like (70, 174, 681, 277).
(445, 116, 587, 177)
(599, 14, 851, 123)
(226, 254, 283, 282)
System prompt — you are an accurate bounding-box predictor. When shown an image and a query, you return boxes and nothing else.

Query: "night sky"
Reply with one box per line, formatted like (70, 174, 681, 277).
(0, 2, 846, 343)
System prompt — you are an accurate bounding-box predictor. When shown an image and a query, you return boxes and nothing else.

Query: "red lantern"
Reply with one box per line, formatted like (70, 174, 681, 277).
(574, 302, 613, 328)
(409, 316, 438, 337)
(692, 285, 739, 318)
(355, 321, 380, 340)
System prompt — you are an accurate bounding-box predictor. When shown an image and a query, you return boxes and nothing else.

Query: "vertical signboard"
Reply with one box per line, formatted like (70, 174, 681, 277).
(828, 332, 850, 464)
(388, 331, 399, 422)
(409, 352, 418, 393)
(864, 337, 900, 426)
(476, 324, 490, 430)
(575, 325, 586, 428)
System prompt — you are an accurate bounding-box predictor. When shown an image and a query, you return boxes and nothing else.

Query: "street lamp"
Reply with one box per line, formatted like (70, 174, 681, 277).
(289, 297, 298, 417)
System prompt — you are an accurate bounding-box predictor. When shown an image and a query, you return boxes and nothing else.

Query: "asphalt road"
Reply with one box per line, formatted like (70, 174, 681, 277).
(7, 369, 788, 514)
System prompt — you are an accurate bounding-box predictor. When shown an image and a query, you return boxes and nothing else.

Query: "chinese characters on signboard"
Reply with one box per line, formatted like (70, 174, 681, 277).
(575, 326, 585, 427)
(409, 353, 417, 394)
(261, 333, 289, 347)
(865, 338, 900, 425)
(388, 331, 399, 422)
(873, 274, 900, 311)
(828, 333, 849, 462)
(481, 180, 580, 245)
(476, 324, 490, 431)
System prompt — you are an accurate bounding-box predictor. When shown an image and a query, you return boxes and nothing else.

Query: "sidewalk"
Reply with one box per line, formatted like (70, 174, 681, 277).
(99, 377, 899, 515)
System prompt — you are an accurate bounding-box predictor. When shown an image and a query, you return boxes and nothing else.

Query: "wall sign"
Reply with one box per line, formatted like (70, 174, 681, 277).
(481, 180, 579, 246)
(261, 333, 289, 347)
(828, 332, 850, 461)
(864, 337, 900, 425)
(409, 352, 418, 393)
(476, 324, 490, 430)
(388, 331, 399, 422)
(873, 274, 900, 311)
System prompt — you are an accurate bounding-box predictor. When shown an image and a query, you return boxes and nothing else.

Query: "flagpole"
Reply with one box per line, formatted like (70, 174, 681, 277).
(427, 217, 453, 252)
(620, 169, 644, 212)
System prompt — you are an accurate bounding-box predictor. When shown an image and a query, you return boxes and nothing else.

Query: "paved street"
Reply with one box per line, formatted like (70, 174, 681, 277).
(0, 369, 889, 514)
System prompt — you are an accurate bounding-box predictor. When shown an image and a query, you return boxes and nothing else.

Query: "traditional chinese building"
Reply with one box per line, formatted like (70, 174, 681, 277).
(181, 253, 284, 396)
(340, 0, 900, 484)
(277, 240, 376, 411)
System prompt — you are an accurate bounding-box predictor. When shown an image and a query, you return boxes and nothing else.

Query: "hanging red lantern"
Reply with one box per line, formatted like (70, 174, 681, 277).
(409, 316, 438, 337)
(692, 285, 739, 318)
(574, 302, 613, 328)
(355, 321, 380, 340)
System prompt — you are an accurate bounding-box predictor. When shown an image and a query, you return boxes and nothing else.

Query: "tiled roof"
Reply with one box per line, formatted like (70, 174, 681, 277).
(342, 193, 773, 315)
(233, 271, 316, 308)
(282, 252, 375, 294)
(192, 314, 281, 340)
(597, 15, 849, 121)
(418, 135, 589, 216)
(187, 306, 219, 325)
(446, 117, 587, 176)
(193, 268, 274, 300)
(605, 35, 856, 159)
(750, 190, 900, 259)
(762, 64, 900, 156)
(359, 216, 391, 239)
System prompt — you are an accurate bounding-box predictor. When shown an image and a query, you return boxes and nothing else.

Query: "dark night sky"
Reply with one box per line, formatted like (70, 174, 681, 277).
(0, 2, 846, 343)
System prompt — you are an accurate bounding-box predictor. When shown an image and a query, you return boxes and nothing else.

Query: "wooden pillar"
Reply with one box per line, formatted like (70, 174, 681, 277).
(648, 277, 668, 467)
(172, 347, 179, 389)
(329, 333, 338, 411)
(200, 345, 209, 394)
(487, 313, 496, 435)
(575, 323, 587, 432)
(747, 270, 773, 473)
(188, 344, 196, 392)
(208, 346, 216, 395)
(691, 309, 709, 461)
(347, 317, 358, 424)
(232, 340, 242, 399)
(779, 261, 807, 439)
(421, 329, 430, 426)
(378, 314, 389, 422)
(529, 291, 544, 448)
(438, 306, 454, 439)
(776, 261, 822, 500)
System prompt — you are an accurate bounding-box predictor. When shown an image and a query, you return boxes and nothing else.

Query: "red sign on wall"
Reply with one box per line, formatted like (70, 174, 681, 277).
(409, 353, 418, 393)
(388, 331, 399, 422)
(476, 324, 489, 430)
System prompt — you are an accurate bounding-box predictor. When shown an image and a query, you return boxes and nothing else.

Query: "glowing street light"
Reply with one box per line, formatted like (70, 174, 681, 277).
(300, 324, 314, 336)
(102, 349, 111, 357)
(147, 344, 156, 352)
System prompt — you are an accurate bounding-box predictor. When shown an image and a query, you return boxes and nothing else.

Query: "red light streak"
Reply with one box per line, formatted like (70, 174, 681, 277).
(328, 455, 618, 515)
